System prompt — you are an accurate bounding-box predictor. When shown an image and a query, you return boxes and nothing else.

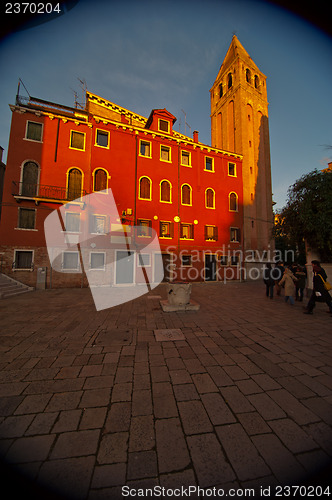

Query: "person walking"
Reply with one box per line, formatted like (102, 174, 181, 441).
(303, 260, 332, 315)
(274, 261, 285, 296)
(295, 264, 307, 302)
(279, 265, 297, 305)
(263, 263, 275, 299)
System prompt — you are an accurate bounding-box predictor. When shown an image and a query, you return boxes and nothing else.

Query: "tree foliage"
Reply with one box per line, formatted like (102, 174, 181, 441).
(274, 169, 332, 262)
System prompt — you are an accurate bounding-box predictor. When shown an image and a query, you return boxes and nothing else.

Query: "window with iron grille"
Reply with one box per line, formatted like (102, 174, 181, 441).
(90, 252, 105, 270)
(18, 208, 36, 229)
(14, 250, 33, 269)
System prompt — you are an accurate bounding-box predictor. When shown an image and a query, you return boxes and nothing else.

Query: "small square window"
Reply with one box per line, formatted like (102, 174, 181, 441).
(18, 208, 35, 229)
(219, 255, 228, 266)
(14, 250, 33, 269)
(26, 121, 42, 141)
(140, 140, 151, 157)
(63, 251, 79, 270)
(96, 130, 109, 148)
(70, 131, 85, 150)
(137, 253, 151, 267)
(181, 151, 191, 166)
(228, 162, 236, 176)
(90, 252, 105, 270)
(159, 119, 169, 133)
(160, 221, 173, 238)
(205, 157, 214, 171)
(160, 145, 171, 162)
(181, 255, 192, 267)
(65, 212, 80, 233)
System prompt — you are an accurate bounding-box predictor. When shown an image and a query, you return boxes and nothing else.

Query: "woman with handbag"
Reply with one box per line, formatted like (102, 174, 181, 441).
(303, 260, 332, 315)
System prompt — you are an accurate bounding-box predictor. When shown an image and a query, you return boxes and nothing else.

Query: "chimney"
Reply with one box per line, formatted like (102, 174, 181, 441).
(193, 130, 199, 143)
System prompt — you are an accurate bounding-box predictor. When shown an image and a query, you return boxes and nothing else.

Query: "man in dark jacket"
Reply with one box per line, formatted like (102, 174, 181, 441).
(303, 260, 332, 315)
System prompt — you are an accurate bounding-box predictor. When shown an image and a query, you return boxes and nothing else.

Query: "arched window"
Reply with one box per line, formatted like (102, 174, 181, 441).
(139, 177, 151, 200)
(246, 69, 251, 83)
(228, 73, 233, 89)
(254, 75, 259, 88)
(229, 192, 238, 212)
(205, 188, 215, 209)
(94, 169, 108, 192)
(21, 161, 39, 196)
(67, 168, 83, 200)
(181, 184, 192, 206)
(160, 180, 171, 203)
(219, 84, 223, 98)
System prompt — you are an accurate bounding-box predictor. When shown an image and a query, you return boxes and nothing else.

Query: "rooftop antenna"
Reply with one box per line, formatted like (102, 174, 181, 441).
(16, 78, 30, 105)
(181, 109, 191, 137)
(72, 78, 87, 109)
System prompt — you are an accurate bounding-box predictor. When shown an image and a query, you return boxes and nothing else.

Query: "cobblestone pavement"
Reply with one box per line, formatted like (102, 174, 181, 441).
(0, 281, 332, 500)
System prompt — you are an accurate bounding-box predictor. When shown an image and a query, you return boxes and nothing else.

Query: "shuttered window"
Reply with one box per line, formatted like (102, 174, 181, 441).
(18, 208, 35, 229)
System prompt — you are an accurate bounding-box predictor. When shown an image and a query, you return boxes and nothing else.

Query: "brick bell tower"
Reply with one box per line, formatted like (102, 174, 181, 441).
(210, 35, 274, 257)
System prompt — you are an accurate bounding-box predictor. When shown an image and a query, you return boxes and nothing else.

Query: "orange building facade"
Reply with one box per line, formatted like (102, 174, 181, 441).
(0, 90, 244, 288)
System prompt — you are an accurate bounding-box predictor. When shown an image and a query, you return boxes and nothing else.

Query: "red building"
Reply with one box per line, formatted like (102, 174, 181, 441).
(0, 89, 243, 288)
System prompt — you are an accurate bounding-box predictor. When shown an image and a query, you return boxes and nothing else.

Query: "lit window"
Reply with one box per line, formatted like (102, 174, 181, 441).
(181, 184, 192, 206)
(70, 131, 85, 150)
(139, 177, 151, 200)
(137, 219, 152, 237)
(65, 212, 80, 233)
(205, 157, 214, 172)
(140, 140, 151, 157)
(160, 221, 173, 238)
(205, 188, 215, 209)
(96, 130, 109, 148)
(160, 145, 171, 162)
(26, 121, 42, 142)
(205, 225, 218, 241)
(181, 151, 191, 166)
(180, 223, 194, 240)
(90, 252, 105, 270)
(18, 208, 36, 229)
(230, 227, 241, 242)
(228, 162, 236, 176)
(94, 169, 108, 192)
(160, 180, 171, 203)
(63, 251, 79, 270)
(159, 119, 169, 133)
(14, 250, 33, 270)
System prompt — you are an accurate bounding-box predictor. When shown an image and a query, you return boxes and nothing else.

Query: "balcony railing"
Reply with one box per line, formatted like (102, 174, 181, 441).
(12, 182, 87, 202)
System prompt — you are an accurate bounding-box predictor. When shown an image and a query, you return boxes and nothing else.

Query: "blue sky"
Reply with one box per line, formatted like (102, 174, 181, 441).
(0, 0, 331, 210)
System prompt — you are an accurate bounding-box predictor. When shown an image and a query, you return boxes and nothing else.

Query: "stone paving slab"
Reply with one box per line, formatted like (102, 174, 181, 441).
(0, 282, 332, 499)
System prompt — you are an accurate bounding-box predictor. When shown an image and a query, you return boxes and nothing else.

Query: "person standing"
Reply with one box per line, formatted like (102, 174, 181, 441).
(263, 263, 275, 299)
(303, 260, 332, 315)
(295, 264, 307, 302)
(279, 266, 297, 305)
